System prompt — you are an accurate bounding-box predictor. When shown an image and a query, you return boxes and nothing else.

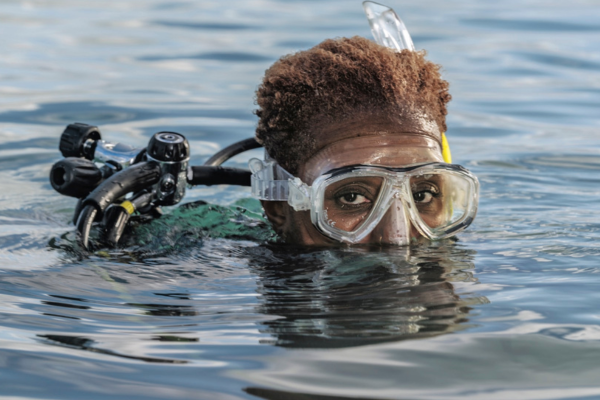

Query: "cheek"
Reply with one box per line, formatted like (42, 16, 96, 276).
(419, 213, 444, 229)
(282, 209, 426, 245)
(322, 206, 368, 232)
(410, 224, 422, 239)
(283, 210, 334, 246)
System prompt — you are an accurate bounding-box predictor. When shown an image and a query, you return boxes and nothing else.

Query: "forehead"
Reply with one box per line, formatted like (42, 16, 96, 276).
(299, 134, 443, 184)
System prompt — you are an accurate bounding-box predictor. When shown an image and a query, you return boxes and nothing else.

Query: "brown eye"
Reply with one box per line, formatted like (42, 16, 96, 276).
(413, 191, 434, 204)
(339, 193, 371, 205)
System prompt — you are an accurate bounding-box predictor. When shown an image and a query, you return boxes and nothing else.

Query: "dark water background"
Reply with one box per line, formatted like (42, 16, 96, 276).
(1, 0, 600, 399)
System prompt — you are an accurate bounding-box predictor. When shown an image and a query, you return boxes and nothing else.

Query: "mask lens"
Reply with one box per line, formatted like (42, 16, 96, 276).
(322, 176, 384, 232)
(410, 171, 474, 231)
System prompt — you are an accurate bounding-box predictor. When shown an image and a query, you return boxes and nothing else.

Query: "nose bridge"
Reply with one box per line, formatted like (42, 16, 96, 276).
(388, 173, 410, 201)
(371, 196, 410, 245)
(389, 174, 409, 202)
(390, 173, 407, 189)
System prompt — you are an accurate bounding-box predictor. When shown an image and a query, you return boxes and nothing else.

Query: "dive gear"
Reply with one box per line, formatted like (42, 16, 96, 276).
(146, 132, 190, 206)
(49, 123, 256, 249)
(59, 122, 102, 160)
(363, 1, 415, 52)
(50, 157, 105, 198)
(204, 137, 262, 167)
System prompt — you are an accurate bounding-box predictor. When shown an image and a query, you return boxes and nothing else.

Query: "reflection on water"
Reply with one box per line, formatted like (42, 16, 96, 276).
(43, 207, 486, 354)
(49, 201, 486, 350)
(251, 244, 485, 348)
(1, 0, 600, 398)
(5, 225, 487, 387)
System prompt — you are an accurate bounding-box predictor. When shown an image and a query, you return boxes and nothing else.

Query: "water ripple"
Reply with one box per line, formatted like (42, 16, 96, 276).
(1, 0, 600, 398)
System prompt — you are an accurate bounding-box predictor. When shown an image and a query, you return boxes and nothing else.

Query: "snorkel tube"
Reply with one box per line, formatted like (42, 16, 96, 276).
(363, 1, 415, 51)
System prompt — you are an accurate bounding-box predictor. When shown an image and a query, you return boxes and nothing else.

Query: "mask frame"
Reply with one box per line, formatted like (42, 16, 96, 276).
(288, 162, 479, 243)
(250, 159, 479, 244)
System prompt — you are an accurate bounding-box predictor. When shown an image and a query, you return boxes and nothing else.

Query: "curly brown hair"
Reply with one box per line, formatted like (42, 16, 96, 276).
(255, 36, 451, 174)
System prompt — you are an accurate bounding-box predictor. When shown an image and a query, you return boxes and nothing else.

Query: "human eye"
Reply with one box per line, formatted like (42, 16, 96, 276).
(324, 177, 382, 213)
(413, 190, 434, 203)
(333, 184, 376, 210)
(411, 183, 440, 204)
(338, 192, 372, 205)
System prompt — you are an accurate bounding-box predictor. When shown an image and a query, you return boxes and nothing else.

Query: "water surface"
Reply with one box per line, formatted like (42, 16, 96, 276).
(1, 0, 600, 399)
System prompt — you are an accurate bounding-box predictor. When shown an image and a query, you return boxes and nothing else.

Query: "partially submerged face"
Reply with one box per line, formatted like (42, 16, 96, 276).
(254, 36, 473, 246)
(262, 114, 447, 246)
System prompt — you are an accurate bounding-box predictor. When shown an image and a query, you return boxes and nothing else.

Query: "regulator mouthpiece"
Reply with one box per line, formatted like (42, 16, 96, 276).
(50, 158, 103, 198)
(51, 121, 258, 250)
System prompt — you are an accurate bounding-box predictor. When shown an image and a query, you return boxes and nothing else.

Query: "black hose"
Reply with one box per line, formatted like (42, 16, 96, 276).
(76, 161, 161, 249)
(76, 204, 98, 250)
(203, 138, 261, 167)
(103, 191, 154, 247)
(81, 161, 162, 214)
(187, 166, 251, 186)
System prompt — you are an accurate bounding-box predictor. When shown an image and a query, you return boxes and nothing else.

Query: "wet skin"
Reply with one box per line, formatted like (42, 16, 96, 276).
(261, 115, 444, 246)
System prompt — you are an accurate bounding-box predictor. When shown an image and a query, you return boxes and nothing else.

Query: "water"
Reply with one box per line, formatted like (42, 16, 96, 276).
(1, 0, 600, 398)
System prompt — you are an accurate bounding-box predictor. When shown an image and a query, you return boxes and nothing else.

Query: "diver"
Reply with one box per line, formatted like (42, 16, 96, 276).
(249, 2, 479, 245)
(48, 1, 479, 249)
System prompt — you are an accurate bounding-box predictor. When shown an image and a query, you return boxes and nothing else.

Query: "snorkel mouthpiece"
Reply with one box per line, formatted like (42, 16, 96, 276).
(362, 1, 415, 52)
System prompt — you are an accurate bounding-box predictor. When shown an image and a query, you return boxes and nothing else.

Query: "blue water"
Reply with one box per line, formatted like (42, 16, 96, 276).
(1, 0, 600, 399)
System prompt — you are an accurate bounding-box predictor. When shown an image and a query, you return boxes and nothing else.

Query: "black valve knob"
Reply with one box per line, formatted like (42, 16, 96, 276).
(147, 132, 189, 162)
(59, 123, 102, 159)
(50, 158, 103, 198)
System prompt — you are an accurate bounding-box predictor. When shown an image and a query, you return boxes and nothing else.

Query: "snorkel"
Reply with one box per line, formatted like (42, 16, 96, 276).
(361, 2, 437, 245)
(363, 1, 415, 52)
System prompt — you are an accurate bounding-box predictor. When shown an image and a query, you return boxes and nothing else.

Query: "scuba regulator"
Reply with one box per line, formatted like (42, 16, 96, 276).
(50, 123, 261, 249)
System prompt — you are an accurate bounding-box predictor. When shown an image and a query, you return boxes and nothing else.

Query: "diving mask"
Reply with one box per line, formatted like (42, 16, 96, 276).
(249, 159, 479, 244)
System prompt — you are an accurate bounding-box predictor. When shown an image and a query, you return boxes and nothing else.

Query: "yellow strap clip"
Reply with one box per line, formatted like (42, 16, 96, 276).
(120, 200, 135, 215)
(441, 132, 452, 164)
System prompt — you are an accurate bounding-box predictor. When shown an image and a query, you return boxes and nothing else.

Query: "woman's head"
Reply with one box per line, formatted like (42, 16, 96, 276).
(254, 36, 467, 246)
(255, 36, 451, 175)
